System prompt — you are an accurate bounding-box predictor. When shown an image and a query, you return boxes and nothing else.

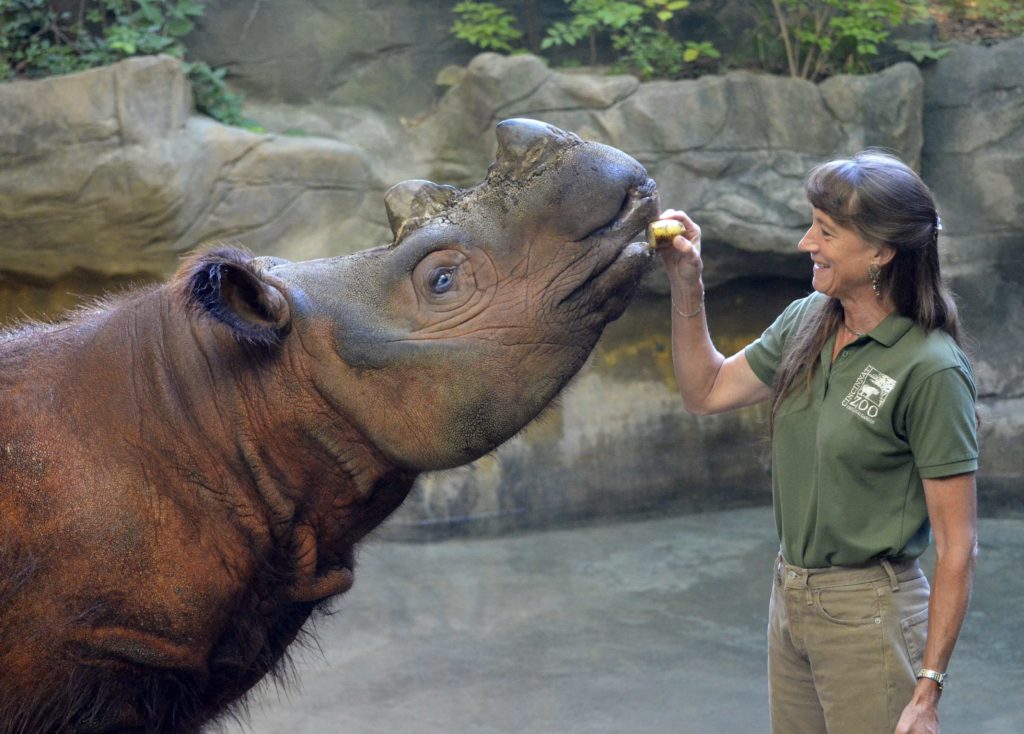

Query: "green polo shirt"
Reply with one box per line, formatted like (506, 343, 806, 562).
(744, 293, 978, 568)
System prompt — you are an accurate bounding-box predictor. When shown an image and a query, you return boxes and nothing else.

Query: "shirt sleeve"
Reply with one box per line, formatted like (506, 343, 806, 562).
(744, 296, 811, 387)
(903, 365, 979, 479)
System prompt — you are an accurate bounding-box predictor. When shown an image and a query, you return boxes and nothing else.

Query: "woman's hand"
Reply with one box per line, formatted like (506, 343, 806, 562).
(655, 208, 703, 288)
(895, 694, 940, 734)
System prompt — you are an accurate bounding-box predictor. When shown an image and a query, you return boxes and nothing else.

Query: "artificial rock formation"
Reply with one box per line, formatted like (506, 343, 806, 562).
(0, 56, 377, 288)
(921, 37, 1024, 503)
(1, 37, 1021, 534)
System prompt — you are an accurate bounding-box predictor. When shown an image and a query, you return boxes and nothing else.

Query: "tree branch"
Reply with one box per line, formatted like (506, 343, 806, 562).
(770, 0, 799, 78)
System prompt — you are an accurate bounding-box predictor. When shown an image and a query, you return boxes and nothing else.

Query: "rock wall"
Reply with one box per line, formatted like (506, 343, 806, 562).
(921, 37, 1024, 509)
(185, 0, 476, 116)
(1, 37, 1021, 537)
(0, 56, 380, 287)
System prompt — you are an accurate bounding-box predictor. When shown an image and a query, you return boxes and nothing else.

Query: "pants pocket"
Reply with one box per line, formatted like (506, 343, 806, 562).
(900, 607, 929, 670)
(814, 586, 881, 626)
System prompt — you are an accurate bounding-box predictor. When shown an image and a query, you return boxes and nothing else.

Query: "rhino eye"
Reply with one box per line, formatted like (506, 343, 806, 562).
(429, 266, 457, 294)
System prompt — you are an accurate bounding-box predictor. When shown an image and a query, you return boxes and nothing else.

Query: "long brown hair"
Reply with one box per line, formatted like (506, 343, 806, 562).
(770, 150, 963, 425)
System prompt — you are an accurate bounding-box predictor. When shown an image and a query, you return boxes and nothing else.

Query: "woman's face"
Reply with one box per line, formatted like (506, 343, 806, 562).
(798, 207, 885, 303)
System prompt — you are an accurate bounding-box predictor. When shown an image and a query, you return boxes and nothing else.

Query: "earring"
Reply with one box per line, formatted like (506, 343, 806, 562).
(868, 263, 881, 299)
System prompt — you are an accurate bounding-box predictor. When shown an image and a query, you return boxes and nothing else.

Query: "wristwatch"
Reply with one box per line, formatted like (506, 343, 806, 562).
(916, 668, 947, 691)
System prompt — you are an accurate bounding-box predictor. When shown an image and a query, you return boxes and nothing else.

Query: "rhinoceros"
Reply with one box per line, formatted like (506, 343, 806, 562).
(0, 118, 659, 733)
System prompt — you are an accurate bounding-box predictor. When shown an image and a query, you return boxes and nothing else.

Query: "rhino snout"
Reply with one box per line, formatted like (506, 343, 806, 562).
(584, 176, 659, 241)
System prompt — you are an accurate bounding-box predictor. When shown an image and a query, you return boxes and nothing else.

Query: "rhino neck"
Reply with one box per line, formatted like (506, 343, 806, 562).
(233, 401, 420, 558)
(134, 287, 420, 600)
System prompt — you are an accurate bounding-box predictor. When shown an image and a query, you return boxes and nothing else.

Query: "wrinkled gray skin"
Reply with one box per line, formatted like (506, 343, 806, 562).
(261, 118, 659, 470)
(0, 118, 659, 733)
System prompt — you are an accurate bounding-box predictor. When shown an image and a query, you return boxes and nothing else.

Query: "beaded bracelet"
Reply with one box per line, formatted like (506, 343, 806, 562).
(672, 293, 705, 319)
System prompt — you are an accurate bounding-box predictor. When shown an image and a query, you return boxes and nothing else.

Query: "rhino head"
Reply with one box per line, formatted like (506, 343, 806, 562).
(187, 118, 659, 471)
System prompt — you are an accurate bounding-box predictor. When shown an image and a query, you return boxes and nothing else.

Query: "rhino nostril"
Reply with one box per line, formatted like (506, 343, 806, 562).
(587, 191, 633, 239)
(587, 179, 657, 240)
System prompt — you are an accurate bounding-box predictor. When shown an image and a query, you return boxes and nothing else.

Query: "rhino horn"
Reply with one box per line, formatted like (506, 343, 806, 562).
(384, 179, 461, 242)
(491, 118, 581, 179)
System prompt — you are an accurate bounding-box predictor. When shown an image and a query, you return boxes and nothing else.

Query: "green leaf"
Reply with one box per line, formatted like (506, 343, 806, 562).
(178, 0, 206, 16)
(137, 0, 163, 25)
(166, 17, 195, 37)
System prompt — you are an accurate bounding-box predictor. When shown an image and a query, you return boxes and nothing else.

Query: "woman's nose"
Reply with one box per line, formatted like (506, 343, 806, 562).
(798, 229, 815, 252)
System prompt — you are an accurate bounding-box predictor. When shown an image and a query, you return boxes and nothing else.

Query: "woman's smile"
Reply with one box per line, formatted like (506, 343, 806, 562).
(799, 208, 879, 302)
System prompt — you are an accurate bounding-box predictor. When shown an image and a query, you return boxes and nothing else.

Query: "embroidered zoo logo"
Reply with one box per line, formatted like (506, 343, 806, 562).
(842, 366, 897, 423)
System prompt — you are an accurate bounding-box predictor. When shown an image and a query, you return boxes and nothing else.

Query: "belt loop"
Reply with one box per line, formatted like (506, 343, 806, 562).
(881, 558, 899, 591)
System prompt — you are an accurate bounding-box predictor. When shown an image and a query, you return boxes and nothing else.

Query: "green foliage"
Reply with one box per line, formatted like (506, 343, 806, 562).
(444, 0, 1023, 81)
(0, 0, 251, 127)
(683, 38, 719, 62)
(0, 0, 202, 77)
(611, 26, 685, 79)
(934, 0, 1024, 35)
(611, 25, 719, 79)
(982, 0, 1024, 34)
(541, 0, 717, 74)
(541, 0, 645, 66)
(764, 0, 930, 79)
(892, 38, 951, 63)
(643, 0, 690, 26)
(622, 0, 714, 75)
(451, 1, 523, 53)
(186, 61, 258, 129)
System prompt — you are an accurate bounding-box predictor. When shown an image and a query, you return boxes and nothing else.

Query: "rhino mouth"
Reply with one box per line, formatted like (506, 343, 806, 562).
(561, 176, 659, 308)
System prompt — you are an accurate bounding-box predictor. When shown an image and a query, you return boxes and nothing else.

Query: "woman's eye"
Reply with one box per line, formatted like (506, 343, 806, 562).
(429, 267, 456, 294)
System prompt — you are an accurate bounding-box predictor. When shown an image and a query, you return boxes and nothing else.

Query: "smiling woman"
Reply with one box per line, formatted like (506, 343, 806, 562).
(656, 149, 977, 734)
(799, 205, 896, 348)
(775, 151, 958, 411)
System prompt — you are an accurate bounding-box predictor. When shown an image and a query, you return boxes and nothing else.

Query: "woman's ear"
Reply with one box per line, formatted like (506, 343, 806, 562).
(874, 244, 897, 268)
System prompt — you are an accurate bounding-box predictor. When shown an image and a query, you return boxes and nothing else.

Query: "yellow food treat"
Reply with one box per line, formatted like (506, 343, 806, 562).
(646, 219, 698, 253)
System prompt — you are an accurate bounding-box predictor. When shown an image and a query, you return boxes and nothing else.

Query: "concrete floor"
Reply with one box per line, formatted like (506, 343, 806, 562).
(216, 507, 1024, 734)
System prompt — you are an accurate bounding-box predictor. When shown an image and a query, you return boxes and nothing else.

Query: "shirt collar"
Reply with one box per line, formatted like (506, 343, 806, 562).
(866, 312, 915, 346)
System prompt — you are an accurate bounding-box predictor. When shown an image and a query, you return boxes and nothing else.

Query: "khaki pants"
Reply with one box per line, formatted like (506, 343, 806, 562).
(768, 554, 930, 734)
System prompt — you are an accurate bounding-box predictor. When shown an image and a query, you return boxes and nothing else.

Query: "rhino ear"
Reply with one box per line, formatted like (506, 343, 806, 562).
(384, 179, 460, 242)
(179, 247, 290, 347)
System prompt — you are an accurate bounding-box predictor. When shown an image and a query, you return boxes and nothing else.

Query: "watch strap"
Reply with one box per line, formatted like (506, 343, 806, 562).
(916, 668, 947, 691)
